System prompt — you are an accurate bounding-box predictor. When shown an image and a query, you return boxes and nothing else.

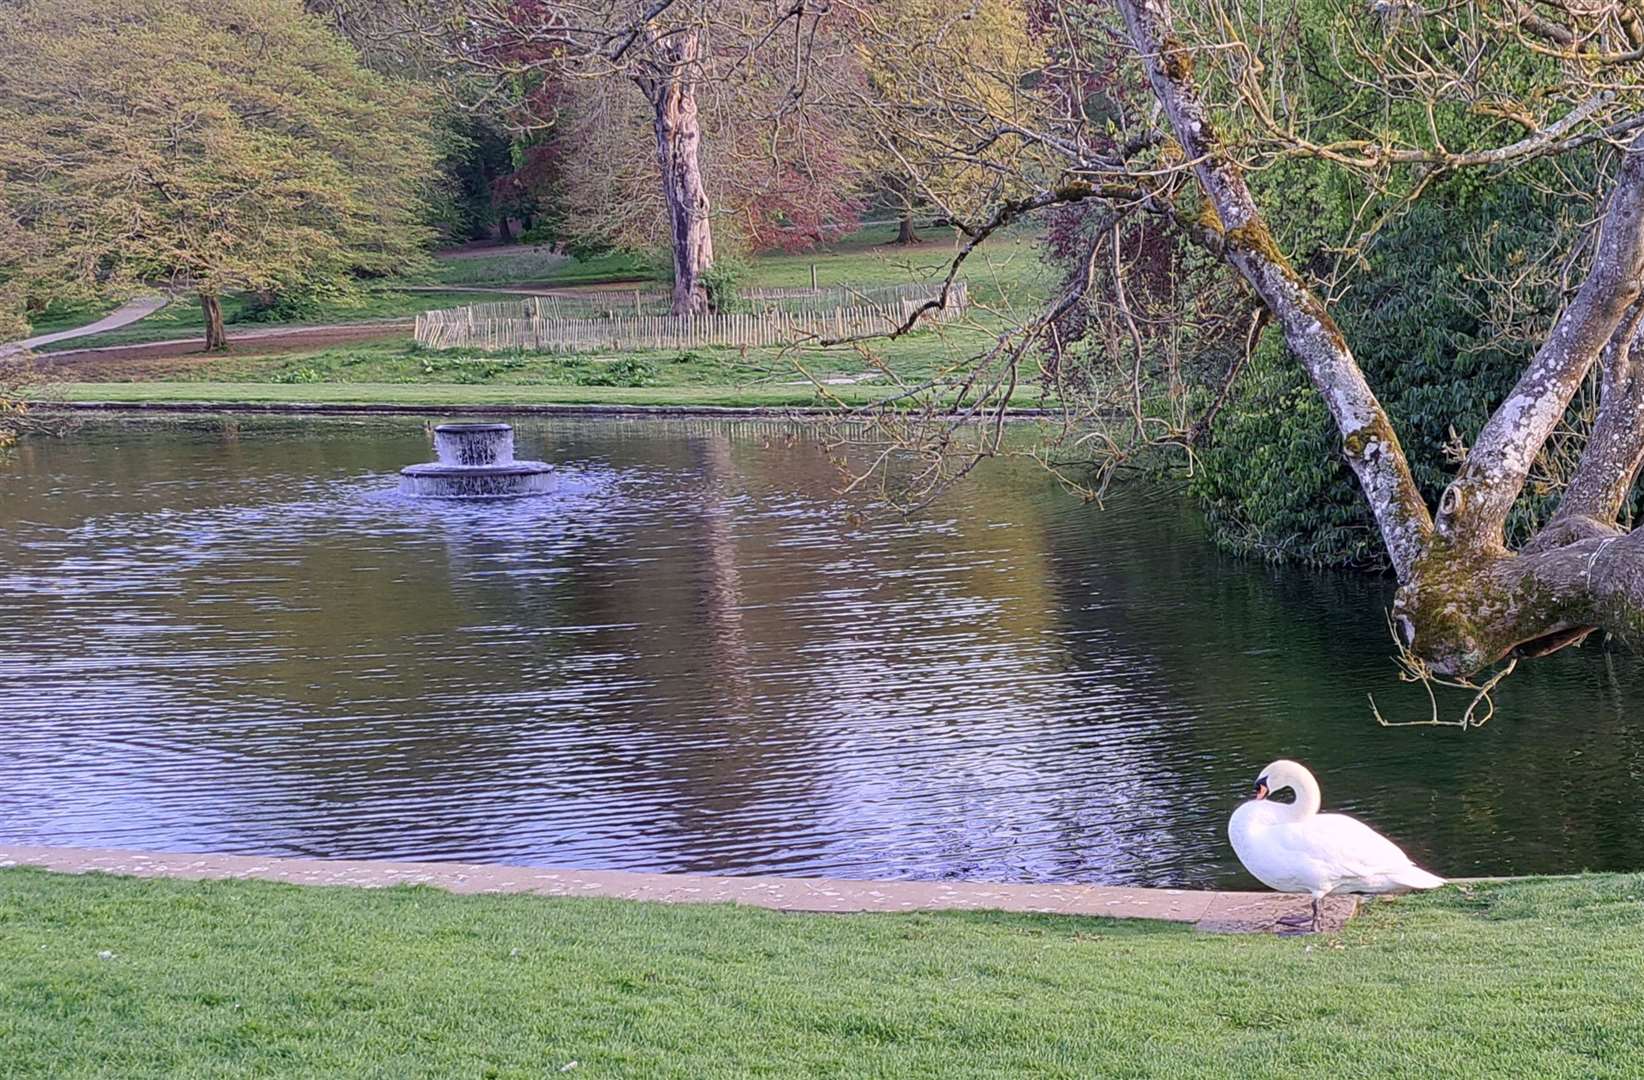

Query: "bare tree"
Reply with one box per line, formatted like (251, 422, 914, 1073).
(362, 0, 837, 314)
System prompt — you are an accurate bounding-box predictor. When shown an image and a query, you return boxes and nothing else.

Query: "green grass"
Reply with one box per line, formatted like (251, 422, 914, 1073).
(425, 225, 1050, 306)
(733, 223, 1051, 309)
(43, 320, 1058, 409)
(430, 248, 658, 287)
(35, 291, 519, 352)
(52, 379, 959, 409)
(37, 224, 1055, 410)
(1, 870, 1640, 1078)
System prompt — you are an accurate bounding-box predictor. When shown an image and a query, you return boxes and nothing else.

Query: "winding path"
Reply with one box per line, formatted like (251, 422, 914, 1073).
(0, 293, 169, 356)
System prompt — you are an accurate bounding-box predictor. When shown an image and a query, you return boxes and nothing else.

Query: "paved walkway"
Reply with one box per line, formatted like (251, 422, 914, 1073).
(1, 294, 169, 355)
(0, 844, 1357, 934)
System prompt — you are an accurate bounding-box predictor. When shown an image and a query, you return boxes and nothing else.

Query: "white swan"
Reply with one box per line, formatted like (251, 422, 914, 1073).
(1229, 759, 1444, 931)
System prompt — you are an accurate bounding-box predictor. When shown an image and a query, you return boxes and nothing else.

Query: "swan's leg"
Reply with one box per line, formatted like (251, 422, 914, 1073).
(1311, 896, 1322, 933)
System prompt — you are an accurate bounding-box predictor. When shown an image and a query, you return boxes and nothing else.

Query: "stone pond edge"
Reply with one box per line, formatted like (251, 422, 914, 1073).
(0, 844, 1357, 935)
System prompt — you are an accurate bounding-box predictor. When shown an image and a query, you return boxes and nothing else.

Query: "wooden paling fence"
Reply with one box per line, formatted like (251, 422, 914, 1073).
(414, 282, 970, 355)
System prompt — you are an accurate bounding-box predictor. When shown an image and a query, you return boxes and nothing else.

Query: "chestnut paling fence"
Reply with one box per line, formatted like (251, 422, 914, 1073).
(413, 282, 970, 354)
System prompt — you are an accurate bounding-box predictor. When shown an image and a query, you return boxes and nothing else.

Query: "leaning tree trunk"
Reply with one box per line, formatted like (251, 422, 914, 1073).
(1120, 0, 1644, 677)
(200, 292, 227, 351)
(643, 32, 714, 316)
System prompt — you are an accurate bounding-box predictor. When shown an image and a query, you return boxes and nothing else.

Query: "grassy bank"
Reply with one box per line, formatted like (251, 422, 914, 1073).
(41, 316, 1045, 409)
(23, 226, 1052, 410)
(1, 869, 1639, 1078)
(34, 220, 1045, 363)
(425, 224, 1048, 306)
(49, 380, 923, 409)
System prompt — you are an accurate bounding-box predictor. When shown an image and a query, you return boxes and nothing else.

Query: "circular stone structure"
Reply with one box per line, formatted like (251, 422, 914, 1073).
(399, 423, 553, 498)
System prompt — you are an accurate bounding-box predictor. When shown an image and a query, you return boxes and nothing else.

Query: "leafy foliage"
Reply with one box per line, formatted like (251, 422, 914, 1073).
(700, 258, 748, 313)
(0, 0, 441, 339)
(854, 0, 1044, 228)
(1033, 0, 1626, 570)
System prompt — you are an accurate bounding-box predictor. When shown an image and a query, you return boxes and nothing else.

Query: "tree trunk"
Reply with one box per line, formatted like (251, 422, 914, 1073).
(896, 211, 920, 245)
(1119, 0, 1644, 676)
(200, 292, 227, 351)
(644, 32, 714, 316)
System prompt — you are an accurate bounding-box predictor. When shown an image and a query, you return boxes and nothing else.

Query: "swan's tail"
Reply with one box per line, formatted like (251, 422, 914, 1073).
(1393, 865, 1445, 890)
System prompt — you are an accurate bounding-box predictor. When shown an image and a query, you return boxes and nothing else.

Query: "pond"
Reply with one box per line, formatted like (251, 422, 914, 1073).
(2, 416, 1641, 888)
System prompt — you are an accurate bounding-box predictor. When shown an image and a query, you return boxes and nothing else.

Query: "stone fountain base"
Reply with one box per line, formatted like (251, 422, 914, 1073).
(399, 422, 552, 498)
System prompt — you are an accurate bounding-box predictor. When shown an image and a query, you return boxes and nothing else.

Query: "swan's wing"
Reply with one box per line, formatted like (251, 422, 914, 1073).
(1278, 813, 1425, 880)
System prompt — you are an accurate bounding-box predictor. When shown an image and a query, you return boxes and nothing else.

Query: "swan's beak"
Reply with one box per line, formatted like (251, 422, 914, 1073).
(1254, 778, 1269, 800)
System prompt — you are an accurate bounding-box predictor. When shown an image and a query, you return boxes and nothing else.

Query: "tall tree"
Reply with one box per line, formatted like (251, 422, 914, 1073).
(404, 1, 845, 313)
(539, 50, 865, 260)
(0, 0, 439, 350)
(0, 183, 33, 342)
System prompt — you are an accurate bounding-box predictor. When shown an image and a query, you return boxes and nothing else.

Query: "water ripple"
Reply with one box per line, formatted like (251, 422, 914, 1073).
(1, 418, 1641, 885)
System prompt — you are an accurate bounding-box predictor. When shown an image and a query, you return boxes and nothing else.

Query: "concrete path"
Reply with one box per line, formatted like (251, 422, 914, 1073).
(0, 844, 1357, 934)
(1, 294, 169, 355)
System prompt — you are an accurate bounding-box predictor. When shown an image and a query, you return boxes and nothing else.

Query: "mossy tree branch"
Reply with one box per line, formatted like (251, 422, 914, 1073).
(1116, 0, 1435, 580)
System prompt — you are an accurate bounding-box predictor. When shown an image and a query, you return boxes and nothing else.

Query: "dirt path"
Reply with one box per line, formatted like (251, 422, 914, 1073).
(37, 284, 658, 378)
(36, 320, 413, 376)
(2, 294, 169, 356)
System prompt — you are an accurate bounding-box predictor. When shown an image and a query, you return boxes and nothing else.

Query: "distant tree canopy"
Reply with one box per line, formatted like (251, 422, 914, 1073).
(852, 0, 1042, 243)
(0, 182, 34, 341)
(540, 57, 869, 259)
(0, 0, 441, 348)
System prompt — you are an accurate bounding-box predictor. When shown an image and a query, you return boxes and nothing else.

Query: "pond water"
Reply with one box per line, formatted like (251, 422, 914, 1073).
(2, 417, 1641, 888)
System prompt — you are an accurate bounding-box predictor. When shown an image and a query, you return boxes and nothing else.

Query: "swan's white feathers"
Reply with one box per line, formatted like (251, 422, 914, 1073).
(1228, 763, 1445, 899)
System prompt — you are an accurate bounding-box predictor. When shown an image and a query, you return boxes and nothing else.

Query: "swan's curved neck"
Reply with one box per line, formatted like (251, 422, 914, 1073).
(1277, 769, 1322, 821)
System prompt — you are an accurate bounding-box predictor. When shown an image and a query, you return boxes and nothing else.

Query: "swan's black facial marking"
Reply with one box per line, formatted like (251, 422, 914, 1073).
(1254, 776, 1269, 800)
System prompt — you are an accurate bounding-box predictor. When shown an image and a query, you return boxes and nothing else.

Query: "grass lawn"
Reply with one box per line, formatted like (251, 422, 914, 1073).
(740, 225, 1050, 310)
(51, 380, 912, 409)
(43, 319, 1060, 409)
(16, 297, 125, 337)
(431, 248, 657, 287)
(0, 870, 1640, 1078)
(423, 224, 1050, 307)
(29, 223, 1053, 409)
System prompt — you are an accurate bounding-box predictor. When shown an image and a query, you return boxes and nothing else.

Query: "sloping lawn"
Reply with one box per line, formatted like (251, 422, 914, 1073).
(1, 869, 1639, 1078)
(42, 321, 1063, 409)
(424, 223, 1050, 306)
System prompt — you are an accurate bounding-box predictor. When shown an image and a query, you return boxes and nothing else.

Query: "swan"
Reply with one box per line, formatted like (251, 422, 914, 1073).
(1228, 759, 1444, 932)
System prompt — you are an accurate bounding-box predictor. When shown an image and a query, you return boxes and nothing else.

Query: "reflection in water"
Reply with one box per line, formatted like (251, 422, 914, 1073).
(1, 417, 1642, 887)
